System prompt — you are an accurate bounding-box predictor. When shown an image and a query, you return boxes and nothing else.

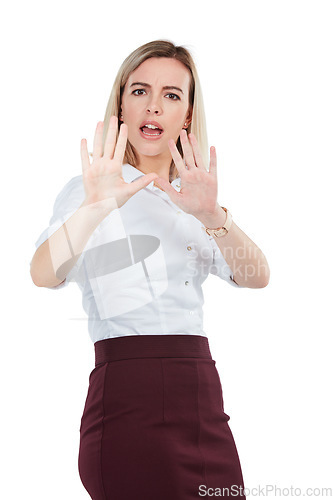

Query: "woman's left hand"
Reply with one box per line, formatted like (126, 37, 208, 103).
(154, 129, 219, 219)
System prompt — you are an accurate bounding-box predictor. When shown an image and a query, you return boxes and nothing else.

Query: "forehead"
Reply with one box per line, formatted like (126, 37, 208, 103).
(127, 57, 191, 89)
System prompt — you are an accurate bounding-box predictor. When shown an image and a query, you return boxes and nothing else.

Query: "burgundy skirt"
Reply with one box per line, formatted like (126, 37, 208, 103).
(78, 334, 246, 499)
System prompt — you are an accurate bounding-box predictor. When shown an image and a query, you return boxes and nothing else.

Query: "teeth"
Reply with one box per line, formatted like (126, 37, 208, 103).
(143, 124, 159, 129)
(142, 129, 161, 136)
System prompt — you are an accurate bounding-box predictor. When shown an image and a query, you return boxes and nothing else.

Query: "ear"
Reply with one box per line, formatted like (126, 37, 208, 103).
(185, 107, 193, 126)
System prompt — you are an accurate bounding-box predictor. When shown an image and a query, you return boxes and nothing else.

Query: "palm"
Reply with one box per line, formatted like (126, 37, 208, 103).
(80, 116, 158, 210)
(154, 130, 219, 218)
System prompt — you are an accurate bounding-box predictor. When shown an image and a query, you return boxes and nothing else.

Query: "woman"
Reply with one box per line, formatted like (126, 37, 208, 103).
(30, 39, 269, 499)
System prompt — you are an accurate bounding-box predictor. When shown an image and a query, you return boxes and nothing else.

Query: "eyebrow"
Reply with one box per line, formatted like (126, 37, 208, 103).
(129, 81, 184, 95)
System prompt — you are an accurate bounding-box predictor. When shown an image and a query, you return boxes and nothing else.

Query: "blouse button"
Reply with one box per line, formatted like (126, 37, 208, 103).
(189, 310, 194, 315)
(185, 281, 189, 286)
(187, 246, 192, 251)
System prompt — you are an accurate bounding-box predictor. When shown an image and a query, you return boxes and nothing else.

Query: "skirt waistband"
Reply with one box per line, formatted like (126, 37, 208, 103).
(94, 334, 212, 366)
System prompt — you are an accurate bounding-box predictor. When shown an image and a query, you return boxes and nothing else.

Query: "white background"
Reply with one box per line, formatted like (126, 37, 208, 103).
(1, 0, 332, 498)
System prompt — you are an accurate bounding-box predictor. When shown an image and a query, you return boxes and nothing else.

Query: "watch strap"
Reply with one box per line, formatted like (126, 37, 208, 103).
(202, 206, 232, 237)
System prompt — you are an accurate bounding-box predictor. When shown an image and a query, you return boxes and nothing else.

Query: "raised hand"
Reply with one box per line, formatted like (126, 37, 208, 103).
(154, 129, 219, 218)
(80, 116, 159, 211)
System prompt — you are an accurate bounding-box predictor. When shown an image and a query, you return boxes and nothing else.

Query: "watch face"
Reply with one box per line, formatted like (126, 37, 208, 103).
(213, 228, 228, 237)
(203, 226, 228, 237)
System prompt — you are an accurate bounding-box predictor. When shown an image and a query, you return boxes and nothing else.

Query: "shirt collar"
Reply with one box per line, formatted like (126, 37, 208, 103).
(122, 163, 181, 193)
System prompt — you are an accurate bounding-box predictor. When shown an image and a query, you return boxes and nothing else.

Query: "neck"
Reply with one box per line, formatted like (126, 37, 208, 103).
(136, 153, 172, 182)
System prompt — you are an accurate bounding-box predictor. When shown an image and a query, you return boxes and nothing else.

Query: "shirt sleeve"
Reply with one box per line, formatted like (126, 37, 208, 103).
(33, 175, 85, 290)
(208, 235, 244, 288)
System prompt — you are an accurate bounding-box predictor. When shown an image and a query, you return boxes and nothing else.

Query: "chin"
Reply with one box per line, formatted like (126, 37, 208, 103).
(132, 142, 164, 156)
(139, 149, 164, 158)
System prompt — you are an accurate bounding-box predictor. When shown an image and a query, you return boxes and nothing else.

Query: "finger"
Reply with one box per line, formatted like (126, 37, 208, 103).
(103, 115, 118, 158)
(92, 121, 104, 161)
(80, 138, 91, 172)
(168, 139, 186, 175)
(153, 177, 181, 203)
(209, 146, 217, 178)
(113, 123, 128, 164)
(188, 133, 206, 171)
(179, 129, 196, 169)
(127, 172, 160, 197)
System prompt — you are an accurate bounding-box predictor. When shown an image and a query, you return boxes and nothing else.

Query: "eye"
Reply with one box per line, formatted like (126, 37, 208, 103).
(166, 93, 180, 101)
(132, 89, 146, 96)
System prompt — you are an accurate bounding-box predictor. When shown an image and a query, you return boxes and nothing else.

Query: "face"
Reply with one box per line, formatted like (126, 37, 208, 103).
(120, 57, 192, 165)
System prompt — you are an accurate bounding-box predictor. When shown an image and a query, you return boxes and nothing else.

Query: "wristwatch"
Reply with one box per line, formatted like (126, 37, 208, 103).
(202, 206, 232, 237)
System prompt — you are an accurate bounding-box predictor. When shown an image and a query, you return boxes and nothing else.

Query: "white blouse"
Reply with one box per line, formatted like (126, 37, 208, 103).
(34, 163, 241, 343)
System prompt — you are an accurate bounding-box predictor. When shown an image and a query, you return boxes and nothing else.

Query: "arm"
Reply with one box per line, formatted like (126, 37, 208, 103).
(153, 131, 269, 289)
(198, 204, 270, 289)
(30, 199, 115, 288)
(31, 116, 158, 289)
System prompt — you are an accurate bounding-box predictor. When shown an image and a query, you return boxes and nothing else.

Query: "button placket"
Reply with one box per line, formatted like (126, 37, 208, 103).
(154, 189, 196, 295)
(180, 216, 197, 291)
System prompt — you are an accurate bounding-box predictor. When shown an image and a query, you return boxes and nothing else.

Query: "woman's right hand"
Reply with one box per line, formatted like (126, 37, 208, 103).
(80, 115, 159, 211)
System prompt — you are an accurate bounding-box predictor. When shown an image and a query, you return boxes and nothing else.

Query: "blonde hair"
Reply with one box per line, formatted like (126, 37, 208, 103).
(97, 39, 208, 183)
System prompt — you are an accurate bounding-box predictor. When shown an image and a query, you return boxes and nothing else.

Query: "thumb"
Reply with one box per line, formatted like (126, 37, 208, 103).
(129, 172, 159, 196)
(154, 177, 178, 201)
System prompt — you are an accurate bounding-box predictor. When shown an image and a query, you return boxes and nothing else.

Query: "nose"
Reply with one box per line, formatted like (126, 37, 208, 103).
(146, 95, 162, 115)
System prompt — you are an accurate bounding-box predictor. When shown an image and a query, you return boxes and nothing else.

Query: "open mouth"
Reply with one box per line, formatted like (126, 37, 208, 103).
(140, 125, 163, 136)
(139, 125, 164, 140)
